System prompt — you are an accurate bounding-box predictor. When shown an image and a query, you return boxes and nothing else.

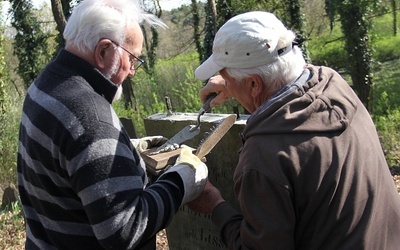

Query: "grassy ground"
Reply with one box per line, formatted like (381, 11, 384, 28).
(0, 202, 25, 249)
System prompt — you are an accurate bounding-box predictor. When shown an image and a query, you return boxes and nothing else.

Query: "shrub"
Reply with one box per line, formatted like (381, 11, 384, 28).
(373, 109, 400, 171)
(0, 24, 23, 189)
(114, 52, 243, 137)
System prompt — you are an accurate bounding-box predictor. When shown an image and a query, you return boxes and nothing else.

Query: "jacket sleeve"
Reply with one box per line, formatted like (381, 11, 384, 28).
(69, 121, 184, 249)
(212, 169, 296, 249)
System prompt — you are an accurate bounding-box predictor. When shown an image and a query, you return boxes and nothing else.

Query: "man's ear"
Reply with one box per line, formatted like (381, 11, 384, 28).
(250, 75, 264, 98)
(94, 39, 112, 69)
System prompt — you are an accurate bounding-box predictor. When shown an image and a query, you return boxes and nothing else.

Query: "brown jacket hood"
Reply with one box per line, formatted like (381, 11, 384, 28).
(243, 65, 359, 138)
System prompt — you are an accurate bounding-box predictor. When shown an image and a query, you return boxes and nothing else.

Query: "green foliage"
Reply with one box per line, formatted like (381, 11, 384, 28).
(330, 0, 374, 106)
(0, 19, 22, 188)
(308, 23, 348, 71)
(371, 57, 400, 170)
(113, 52, 241, 137)
(372, 59, 400, 116)
(373, 14, 400, 62)
(309, 12, 400, 70)
(373, 109, 400, 169)
(0, 27, 8, 114)
(114, 53, 201, 137)
(10, 0, 52, 89)
(0, 91, 22, 187)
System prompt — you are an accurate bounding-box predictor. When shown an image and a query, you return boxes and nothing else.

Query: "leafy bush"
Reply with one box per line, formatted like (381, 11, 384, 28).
(114, 52, 243, 137)
(372, 59, 400, 116)
(372, 58, 400, 171)
(307, 17, 348, 71)
(373, 109, 400, 170)
(0, 92, 22, 189)
(372, 14, 400, 62)
(0, 25, 23, 189)
(308, 13, 400, 71)
(114, 53, 203, 137)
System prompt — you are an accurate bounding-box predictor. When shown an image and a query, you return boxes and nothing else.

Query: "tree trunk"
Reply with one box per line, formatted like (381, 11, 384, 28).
(203, 0, 218, 62)
(337, 1, 373, 109)
(392, 0, 398, 36)
(50, 0, 67, 35)
(122, 78, 137, 110)
(51, 0, 73, 53)
(191, 0, 204, 63)
(285, 0, 311, 63)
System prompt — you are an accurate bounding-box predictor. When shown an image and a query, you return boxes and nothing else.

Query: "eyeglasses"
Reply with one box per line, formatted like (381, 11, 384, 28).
(110, 40, 145, 70)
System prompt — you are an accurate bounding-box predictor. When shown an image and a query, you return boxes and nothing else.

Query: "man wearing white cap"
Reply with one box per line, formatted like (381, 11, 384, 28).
(188, 11, 400, 249)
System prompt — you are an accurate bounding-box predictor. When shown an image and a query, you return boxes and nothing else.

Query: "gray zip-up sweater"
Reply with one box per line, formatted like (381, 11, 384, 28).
(17, 49, 184, 249)
(212, 65, 400, 249)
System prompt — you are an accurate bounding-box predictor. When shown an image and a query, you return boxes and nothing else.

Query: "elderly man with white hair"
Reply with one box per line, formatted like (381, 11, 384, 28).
(188, 11, 400, 249)
(17, 0, 208, 249)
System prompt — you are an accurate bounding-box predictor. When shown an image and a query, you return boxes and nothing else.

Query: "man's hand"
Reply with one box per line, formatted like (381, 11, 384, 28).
(186, 179, 225, 214)
(160, 145, 208, 204)
(130, 136, 168, 153)
(200, 75, 232, 108)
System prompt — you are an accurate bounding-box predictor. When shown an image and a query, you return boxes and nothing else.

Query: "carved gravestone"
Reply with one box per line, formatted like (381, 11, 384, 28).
(144, 113, 248, 250)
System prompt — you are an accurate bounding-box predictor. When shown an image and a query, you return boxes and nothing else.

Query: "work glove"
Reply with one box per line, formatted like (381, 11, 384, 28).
(130, 136, 168, 153)
(160, 145, 208, 204)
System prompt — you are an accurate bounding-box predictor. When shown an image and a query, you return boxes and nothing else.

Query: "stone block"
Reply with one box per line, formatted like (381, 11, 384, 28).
(144, 112, 248, 249)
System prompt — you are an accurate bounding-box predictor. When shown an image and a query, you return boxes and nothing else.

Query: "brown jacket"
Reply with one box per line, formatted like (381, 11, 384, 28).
(212, 65, 400, 249)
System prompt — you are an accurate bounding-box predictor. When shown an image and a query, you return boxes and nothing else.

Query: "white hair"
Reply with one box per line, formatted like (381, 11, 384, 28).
(225, 30, 306, 95)
(63, 0, 166, 55)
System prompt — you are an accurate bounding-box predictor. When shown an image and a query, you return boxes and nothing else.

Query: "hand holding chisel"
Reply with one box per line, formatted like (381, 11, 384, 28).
(190, 92, 218, 132)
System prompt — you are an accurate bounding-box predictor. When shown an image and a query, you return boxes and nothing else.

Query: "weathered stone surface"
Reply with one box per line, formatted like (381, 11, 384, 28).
(2, 183, 19, 208)
(144, 112, 248, 250)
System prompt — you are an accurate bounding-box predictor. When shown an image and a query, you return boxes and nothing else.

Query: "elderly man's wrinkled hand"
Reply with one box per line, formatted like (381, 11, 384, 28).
(200, 75, 232, 107)
(186, 179, 225, 215)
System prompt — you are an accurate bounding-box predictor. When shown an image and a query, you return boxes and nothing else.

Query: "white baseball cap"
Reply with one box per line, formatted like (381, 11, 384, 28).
(195, 11, 294, 81)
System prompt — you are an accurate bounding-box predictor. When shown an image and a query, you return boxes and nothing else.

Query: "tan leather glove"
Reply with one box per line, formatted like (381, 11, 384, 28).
(130, 136, 168, 153)
(160, 145, 208, 204)
(175, 145, 203, 168)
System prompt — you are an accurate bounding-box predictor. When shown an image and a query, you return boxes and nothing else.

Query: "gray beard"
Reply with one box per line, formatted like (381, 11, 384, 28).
(104, 55, 123, 102)
(112, 85, 123, 102)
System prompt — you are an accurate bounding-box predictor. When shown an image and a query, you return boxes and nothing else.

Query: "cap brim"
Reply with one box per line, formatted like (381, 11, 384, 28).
(195, 54, 223, 81)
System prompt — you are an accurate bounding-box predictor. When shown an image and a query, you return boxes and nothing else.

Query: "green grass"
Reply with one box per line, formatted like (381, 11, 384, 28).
(372, 13, 400, 62)
(372, 58, 400, 170)
(372, 59, 400, 115)
(371, 53, 400, 171)
(0, 91, 23, 190)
